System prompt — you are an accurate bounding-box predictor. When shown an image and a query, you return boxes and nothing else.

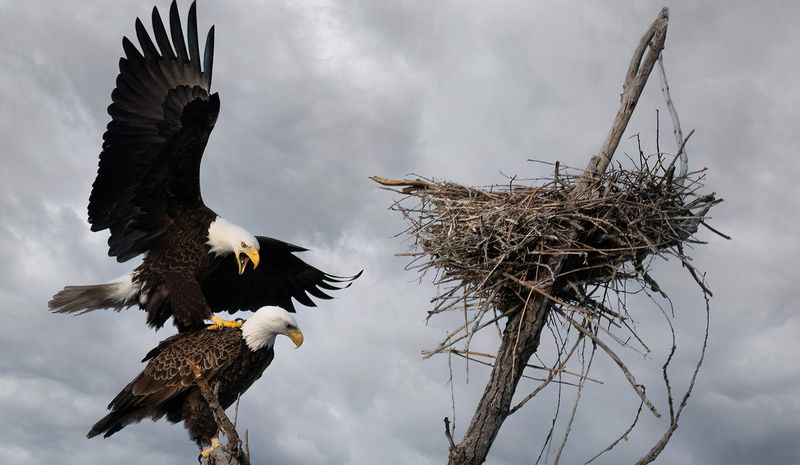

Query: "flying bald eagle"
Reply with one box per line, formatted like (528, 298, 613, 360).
(88, 306, 303, 459)
(49, 1, 359, 331)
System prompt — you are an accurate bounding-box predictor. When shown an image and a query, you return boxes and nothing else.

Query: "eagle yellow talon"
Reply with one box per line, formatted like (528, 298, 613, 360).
(206, 315, 243, 331)
(198, 436, 221, 461)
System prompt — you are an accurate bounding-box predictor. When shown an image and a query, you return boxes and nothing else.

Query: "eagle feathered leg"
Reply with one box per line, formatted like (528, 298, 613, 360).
(207, 314, 243, 331)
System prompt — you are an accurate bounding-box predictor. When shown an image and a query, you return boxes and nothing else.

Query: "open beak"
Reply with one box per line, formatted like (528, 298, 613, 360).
(237, 247, 260, 275)
(285, 327, 304, 348)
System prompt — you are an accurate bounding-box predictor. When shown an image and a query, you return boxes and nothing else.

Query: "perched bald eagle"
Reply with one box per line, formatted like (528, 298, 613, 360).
(88, 306, 303, 458)
(48, 1, 359, 330)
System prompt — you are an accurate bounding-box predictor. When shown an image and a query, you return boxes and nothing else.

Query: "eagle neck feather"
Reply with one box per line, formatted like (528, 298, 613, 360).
(206, 216, 255, 256)
(241, 307, 298, 352)
(241, 321, 278, 352)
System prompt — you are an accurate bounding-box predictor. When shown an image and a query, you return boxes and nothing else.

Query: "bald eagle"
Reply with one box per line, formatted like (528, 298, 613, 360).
(88, 306, 303, 458)
(48, 1, 359, 330)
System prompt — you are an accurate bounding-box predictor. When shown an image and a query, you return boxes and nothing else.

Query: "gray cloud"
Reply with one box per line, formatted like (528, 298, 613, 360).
(1, 0, 798, 464)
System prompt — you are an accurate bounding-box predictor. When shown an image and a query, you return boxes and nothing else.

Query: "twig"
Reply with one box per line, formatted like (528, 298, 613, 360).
(444, 417, 456, 451)
(657, 54, 688, 184)
(451, 349, 603, 383)
(554, 341, 596, 464)
(509, 337, 583, 415)
(233, 394, 241, 428)
(584, 398, 645, 464)
(449, 349, 586, 386)
(556, 309, 661, 418)
(634, 290, 710, 464)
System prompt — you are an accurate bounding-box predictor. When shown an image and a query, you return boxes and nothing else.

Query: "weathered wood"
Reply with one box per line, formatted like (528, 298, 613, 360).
(447, 8, 670, 465)
(579, 7, 669, 193)
(369, 175, 430, 193)
(657, 54, 689, 184)
(447, 298, 549, 464)
(188, 361, 251, 465)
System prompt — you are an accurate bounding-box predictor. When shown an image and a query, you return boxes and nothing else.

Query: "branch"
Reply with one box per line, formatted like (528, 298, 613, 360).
(553, 342, 596, 464)
(556, 309, 661, 418)
(657, 54, 688, 184)
(369, 175, 430, 193)
(188, 361, 251, 465)
(579, 7, 669, 193)
(444, 417, 456, 451)
(584, 399, 645, 464)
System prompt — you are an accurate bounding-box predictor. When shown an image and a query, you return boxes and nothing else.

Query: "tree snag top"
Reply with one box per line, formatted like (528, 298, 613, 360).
(373, 7, 727, 465)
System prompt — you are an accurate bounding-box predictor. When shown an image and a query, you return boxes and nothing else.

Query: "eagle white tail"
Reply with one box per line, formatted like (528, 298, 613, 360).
(49, 273, 140, 314)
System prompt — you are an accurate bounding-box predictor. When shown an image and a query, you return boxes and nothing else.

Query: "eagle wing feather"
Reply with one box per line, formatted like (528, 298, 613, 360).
(88, 1, 217, 262)
(201, 236, 362, 314)
(111, 329, 241, 410)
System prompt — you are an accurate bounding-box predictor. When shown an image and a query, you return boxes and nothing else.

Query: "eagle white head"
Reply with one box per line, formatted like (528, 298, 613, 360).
(206, 216, 261, 275)
(241, 306, 303, 351)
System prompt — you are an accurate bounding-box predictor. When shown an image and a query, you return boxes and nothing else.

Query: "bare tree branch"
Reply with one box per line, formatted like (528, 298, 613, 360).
(444, 417, 456, 451)
(188, 361, 251, 465)
(580, 7, 669, 193)
(657, 54, 688, 184)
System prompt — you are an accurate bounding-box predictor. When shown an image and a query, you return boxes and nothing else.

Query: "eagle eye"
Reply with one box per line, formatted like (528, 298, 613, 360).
(240, 241, 247, 248)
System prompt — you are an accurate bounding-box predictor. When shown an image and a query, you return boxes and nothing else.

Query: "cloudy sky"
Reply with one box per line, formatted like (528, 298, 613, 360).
(1, 0, 798, 464)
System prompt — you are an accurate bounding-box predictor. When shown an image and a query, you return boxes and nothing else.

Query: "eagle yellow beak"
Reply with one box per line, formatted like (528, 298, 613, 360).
(285, 327, 304, 348)
(237, 247, 260, 275)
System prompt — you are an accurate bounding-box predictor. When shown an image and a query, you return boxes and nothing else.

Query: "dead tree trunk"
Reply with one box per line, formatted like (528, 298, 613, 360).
(447, 298, 549, 463)
(447, 8, 669, 465)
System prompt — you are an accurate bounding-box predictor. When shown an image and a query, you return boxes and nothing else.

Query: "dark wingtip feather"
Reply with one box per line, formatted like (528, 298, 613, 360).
(305, 286, 334, 300)
(151, 6, 176, 60)
(92, 0, 218, 260)
(121, 36, 143, 61)
(203, 25, 214, 87)
(169, 0, 188, 61)
(187, 1, 200, 70)
(324, 269, 364, 283)
(349, 269, 364, 280)
(134, 17, 159, 59)
(87, 414, 123, 439)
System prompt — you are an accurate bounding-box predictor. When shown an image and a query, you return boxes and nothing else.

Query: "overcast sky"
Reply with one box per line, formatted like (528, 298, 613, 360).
(1, 1, 798, 464)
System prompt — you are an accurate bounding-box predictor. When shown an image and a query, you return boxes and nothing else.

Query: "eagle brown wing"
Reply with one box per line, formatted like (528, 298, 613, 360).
(110, 329, 240, 415)
(88, 1, 218, 262)
(87, 328, 243, 439)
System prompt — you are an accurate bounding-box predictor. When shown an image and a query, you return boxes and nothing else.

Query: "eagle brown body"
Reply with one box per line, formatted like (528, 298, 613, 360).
(133, 207, 219, 329)
(88, 320, 276, 448)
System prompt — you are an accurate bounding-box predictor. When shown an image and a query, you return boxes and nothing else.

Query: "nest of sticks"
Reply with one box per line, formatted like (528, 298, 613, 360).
(373, 150, 722, 332)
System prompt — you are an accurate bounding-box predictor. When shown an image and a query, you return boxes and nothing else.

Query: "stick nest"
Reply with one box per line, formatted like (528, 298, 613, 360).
(375, 153, 721, 320)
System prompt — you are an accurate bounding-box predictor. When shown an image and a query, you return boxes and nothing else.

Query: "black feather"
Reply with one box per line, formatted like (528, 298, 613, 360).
(151, 7, 176, 60)
(187, 2, 201, 71)
(88, 1, 216, 261)
(169, 1, 188, 62)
